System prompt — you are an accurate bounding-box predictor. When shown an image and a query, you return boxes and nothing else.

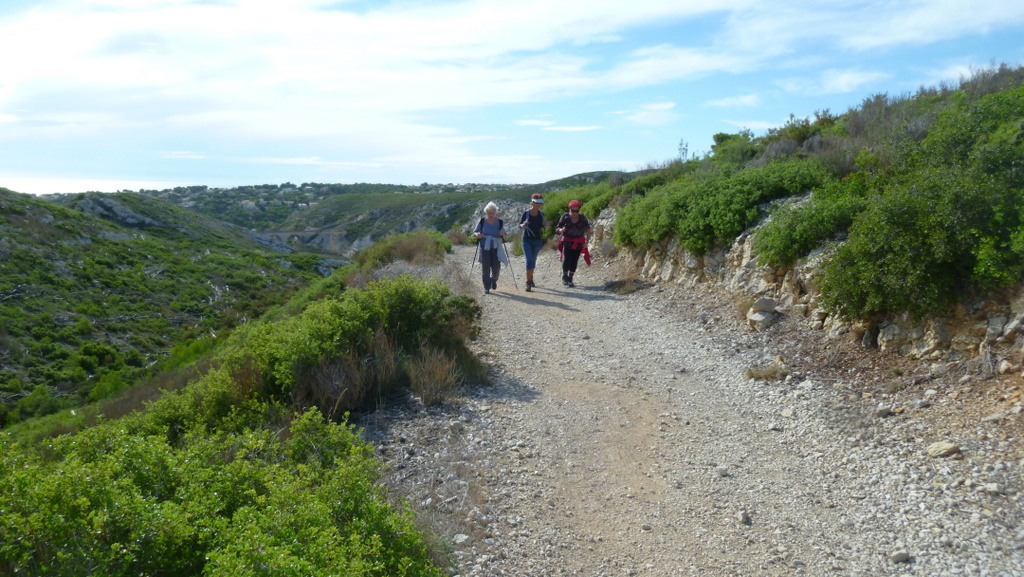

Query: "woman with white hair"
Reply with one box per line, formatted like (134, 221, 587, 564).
(473, 202, 507, 294)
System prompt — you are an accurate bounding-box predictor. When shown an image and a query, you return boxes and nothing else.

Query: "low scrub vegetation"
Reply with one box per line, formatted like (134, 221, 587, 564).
(0, 191, 328, 428)
(1, 229, 483, 575)
(600, 63, 1024, 321)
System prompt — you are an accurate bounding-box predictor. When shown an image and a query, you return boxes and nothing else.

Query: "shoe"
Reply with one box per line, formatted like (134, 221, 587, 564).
(525, 280, 533, 292)
(484, 288, 490, 295)
(566, 280, 574, 287)
(492, 280, 497, 291)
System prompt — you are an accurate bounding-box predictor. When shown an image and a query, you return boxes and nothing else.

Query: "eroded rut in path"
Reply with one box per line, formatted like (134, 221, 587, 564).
(459, 244, 845, 576)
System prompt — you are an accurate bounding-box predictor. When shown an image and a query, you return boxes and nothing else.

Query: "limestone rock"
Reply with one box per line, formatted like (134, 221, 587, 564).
(926, 441, 961, 458)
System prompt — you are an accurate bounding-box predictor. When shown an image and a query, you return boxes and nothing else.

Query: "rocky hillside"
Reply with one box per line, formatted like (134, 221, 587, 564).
(0, 189, 340, 429)
(133, 172, 631, 255)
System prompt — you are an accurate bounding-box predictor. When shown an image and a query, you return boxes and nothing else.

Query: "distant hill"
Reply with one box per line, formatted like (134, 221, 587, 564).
(133, 172, 632, 253)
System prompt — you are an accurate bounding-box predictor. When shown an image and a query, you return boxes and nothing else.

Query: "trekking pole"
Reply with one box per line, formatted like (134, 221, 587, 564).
(470, 240, 479, 271)
(501, 237, 519, 290)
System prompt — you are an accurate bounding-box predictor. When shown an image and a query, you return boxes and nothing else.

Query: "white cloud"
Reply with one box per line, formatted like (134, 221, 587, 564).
(705, 94, 760, 108)
(1, 0, 1021, 189)
(837, 0, 1024, 50)
(1, 176, 184, 195)
(777, 68, 890, 96)
(617, 101, 678, 126)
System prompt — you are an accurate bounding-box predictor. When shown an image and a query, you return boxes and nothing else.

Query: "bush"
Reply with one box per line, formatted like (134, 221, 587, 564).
(817, 86, 1024, 319)
(616, 158, 835, 255)
(755, 179, 868, 266)
(355, 230, 452, 271)
(819, 168, 1022, 319)
(239, 274, 480, 414)
(0, 409, 445, 577)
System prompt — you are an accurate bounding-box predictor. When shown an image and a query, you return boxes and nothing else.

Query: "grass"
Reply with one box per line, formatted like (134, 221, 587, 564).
(746, 360, 789, 381)
(407, 346, 461, 407)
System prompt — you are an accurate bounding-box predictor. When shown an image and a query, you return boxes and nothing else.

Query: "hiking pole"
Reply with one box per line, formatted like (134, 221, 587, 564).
(547, 238, 560, 282)
(501, 236, 519, 290)
(470, 241, 479, 272)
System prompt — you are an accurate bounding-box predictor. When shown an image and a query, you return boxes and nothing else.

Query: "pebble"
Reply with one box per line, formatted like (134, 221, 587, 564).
(891, 550, 911, 563)
(926, 442, 961, 458)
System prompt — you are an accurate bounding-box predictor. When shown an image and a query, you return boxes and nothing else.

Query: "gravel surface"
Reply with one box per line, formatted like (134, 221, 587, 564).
(360, 245, 1024, 577)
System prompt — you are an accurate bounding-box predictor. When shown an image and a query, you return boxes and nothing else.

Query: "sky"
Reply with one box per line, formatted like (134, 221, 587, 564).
(1, 0, 1023, 195)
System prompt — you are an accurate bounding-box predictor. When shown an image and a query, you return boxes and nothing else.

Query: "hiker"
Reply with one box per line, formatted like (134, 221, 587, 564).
(555, 199, 591, 287)
(473, 202, 507, 294)
(518, 193, 547, 292)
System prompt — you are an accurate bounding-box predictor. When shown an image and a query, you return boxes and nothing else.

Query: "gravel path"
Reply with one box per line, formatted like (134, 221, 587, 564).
(361, 244, 1024, 577)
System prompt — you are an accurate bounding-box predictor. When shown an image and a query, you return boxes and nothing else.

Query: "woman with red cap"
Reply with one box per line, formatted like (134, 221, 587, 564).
(555, 199, 591, 287)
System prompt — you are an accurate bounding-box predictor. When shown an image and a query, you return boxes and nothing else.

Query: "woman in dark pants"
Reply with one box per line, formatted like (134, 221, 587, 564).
(473, 202, 507, 294)
(555, 199, 590, 287)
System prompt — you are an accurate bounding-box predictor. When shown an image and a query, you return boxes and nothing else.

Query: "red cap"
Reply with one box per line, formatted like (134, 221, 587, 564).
(568, 200, 582, 209)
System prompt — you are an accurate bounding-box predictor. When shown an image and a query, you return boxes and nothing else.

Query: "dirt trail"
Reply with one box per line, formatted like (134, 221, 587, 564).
(367, 244, 1024, 577)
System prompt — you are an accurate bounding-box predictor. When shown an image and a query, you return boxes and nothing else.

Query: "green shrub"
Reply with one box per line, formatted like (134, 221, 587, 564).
(616, 158, 835, 255)
(755, 179, 869, 266)
(0, 410, 444, 577)
(817, 86, 1024, 319)
(355, 230, 452, 271)
(819, 167, 1022, 319)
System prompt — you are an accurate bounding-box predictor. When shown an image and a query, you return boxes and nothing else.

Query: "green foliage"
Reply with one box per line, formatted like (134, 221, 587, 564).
(0, 410, 444, 577)
(616, 158, 835, 254)
(813, 85, 1024, 319)
(0, 190, 328, 425)
(710, 130, 761, 166)
(235, 273, 480, 412)
(0, 243, 487, 574)
(820, 160, 1024, 319)
(754, 179, 869, 266)
(354, 229, 452, 271)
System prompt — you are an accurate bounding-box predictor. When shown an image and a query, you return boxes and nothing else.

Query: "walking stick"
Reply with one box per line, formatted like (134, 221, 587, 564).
(501, 237, 519, 290)
(470, 241, 479, 271)
(547, 236, 562, 281)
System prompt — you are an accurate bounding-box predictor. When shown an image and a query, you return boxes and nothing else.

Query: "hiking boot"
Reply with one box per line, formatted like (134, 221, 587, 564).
(525, 279, 534, 292)
(484, 288, 490, 295)
(562, 274, 570, 286)
(492, 280, 497, 291)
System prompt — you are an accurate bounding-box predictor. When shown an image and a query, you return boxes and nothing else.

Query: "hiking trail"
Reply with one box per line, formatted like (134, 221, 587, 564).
(361, 243, 1023, 577)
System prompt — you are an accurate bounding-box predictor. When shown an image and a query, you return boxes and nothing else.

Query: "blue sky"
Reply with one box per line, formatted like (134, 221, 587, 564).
(2, 0, 1023, 195)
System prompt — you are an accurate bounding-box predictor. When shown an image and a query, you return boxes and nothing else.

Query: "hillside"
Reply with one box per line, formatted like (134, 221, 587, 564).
(0, 189, 339, 429)
(133, 172, 630, 254)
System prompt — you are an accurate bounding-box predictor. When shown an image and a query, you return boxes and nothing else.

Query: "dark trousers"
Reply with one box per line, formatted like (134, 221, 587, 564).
(562, 245, 583, 276)
(481, 248, 501, 288)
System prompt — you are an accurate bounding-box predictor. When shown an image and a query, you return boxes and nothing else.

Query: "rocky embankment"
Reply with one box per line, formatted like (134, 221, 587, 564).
(603, 206, 1024, 369)
(360, 243, 1023, 577)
